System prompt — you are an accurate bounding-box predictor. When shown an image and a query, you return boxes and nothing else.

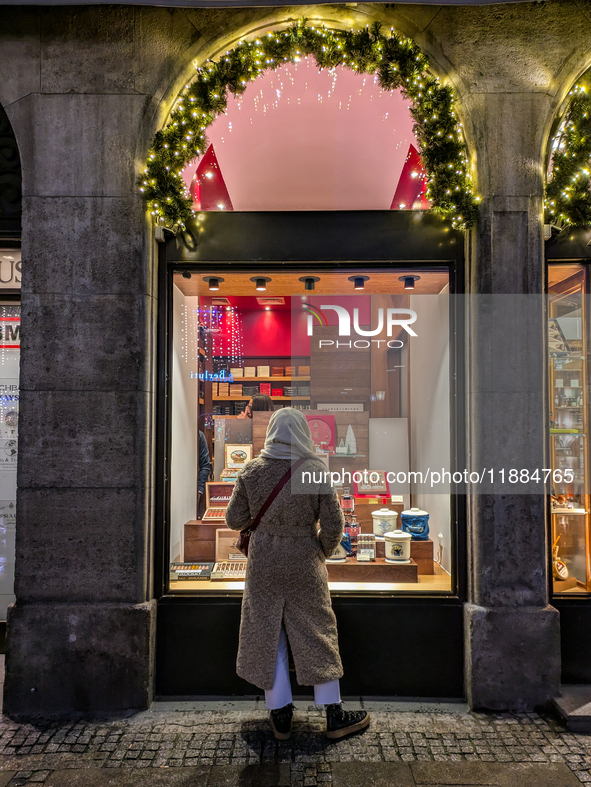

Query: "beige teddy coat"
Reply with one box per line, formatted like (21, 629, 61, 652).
(225, 456, 345, 690)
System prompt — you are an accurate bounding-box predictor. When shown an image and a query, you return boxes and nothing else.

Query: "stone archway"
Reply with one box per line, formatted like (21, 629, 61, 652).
(141, 20, 479, 231)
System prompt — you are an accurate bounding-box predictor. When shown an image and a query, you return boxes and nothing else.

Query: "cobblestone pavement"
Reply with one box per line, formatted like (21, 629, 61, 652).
(0, 702, 588, 785)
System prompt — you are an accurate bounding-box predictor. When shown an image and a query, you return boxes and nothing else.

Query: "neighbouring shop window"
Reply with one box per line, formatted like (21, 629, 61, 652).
(548, 264, 591, 594)
(168, 268, 453, 593)
(181, 59, 430, 212)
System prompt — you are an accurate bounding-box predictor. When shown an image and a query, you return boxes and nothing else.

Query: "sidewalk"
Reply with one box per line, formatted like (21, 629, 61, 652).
(0, 693, 587, 787)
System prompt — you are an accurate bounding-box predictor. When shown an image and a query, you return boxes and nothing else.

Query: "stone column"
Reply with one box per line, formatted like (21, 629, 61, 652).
(462, 90, 560, 710)
(1, 8, 157, 717)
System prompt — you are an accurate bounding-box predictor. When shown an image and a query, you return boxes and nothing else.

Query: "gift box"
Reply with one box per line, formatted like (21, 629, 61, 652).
(230, 368, 243, 378)
(259, 383, 272, 395)
(271, 367, 284, 377)
(257, 366, 270, 377)
(229, 384, 243, 396)
(244, 367, 256, 377)
(272, 388, 283, 396)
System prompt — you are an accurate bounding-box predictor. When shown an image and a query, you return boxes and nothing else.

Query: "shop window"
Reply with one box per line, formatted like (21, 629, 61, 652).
(549, 264, 591, 594)
(181, 59, 429, 212)
(168, 269, 453, 593)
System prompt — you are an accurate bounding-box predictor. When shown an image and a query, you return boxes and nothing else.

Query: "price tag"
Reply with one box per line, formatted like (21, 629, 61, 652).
(357, 553, 371, 562)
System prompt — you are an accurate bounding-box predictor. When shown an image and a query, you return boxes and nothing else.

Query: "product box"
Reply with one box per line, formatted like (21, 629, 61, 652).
(284, 387, 296, 396)
(257, 366, 270, 377)
(230, 368, 244, 378)
(242, 385, 259, 396)
(271, 388, 283, 397)
(211, 382, 218, 396)
(298, 365, 310, 377)
(298, 386, 311, 396)
(244, 367, 256, 377)
(271, 367, 284, 377)
(305, 413, 336, 453)
(259, 383, 272, 395)
(285, 366, 296, 376)
(216, 528, 247, 562)
(218, 382, 230, 396)
(170, 562, 213, 581)
(229, 384, 243, 396)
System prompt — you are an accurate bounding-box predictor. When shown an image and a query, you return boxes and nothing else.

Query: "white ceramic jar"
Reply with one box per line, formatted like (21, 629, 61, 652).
(371, 507, 398, 536)
(384, 529, 412, 563)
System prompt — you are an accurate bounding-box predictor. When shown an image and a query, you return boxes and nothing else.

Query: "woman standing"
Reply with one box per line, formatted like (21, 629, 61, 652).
(225, 408, 370, 740)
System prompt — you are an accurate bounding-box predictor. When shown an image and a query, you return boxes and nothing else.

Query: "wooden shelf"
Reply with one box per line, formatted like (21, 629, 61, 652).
(213, 396, 310, 401)
(224, 376, 310, 382)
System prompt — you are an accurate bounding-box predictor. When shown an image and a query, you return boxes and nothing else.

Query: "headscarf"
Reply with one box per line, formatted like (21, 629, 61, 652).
(259, 408, 319, 462)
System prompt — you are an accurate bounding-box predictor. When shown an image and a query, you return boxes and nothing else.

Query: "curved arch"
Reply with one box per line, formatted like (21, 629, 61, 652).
(545, 66, 591, 227)
(0, 104, 22, 238)
(141, 20, 479, 230)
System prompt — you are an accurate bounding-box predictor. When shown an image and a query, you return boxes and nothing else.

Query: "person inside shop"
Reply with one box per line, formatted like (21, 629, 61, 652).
(225, 407, 370, 741)
(236, 392, 274, 419)
(198, 429, 212, 517)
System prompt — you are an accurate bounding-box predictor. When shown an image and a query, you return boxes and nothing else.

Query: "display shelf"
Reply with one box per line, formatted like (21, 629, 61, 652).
(552, 508, 587, 515)
(550, 429, 585, 435)
(213, 395, 310, 401)
(227, 376, 310, 382)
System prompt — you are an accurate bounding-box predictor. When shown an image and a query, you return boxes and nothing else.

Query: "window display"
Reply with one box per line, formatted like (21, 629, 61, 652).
(168, 268, 453, 593)
(548, 264, 591, 593)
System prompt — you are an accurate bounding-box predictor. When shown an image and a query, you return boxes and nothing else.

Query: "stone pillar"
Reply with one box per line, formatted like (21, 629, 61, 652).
(1, 8, 157, 717)
(463, 91, 560, 710)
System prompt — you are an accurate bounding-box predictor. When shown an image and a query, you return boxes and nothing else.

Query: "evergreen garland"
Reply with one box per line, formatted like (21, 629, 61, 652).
(546, 73, 591, 227)
(141, 20, 479, 230)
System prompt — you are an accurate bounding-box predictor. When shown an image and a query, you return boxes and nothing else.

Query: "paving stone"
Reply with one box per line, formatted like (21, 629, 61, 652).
(331, 762, 415, 786)
(207, 764, 290, 786)
(411, 761, 581, 785)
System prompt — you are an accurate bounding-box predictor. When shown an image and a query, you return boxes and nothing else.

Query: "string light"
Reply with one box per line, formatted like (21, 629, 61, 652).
(141, 20, 478, 231)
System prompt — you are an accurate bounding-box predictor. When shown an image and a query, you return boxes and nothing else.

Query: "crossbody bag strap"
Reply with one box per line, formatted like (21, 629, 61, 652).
(247, 456, 306, 532)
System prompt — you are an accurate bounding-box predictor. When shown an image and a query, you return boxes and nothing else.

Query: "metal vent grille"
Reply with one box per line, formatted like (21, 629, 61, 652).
(256, 297, 285, 305)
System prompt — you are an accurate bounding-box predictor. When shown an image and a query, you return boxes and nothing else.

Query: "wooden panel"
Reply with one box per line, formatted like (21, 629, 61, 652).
(370, 294, 409, 418)
(310, 325, 371, 406)
(411, 539, 435, 575)
(252, 410, 273, 455)
(174, 270, 450, 298)
(326, 557, 418, 583)
(184, 521, 228, 561)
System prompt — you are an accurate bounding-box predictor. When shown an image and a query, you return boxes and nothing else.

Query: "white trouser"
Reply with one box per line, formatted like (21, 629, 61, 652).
(264, 625, 341, 710)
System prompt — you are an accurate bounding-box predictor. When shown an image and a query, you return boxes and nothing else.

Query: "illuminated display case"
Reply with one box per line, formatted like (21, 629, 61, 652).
(548, 264, 591, 593)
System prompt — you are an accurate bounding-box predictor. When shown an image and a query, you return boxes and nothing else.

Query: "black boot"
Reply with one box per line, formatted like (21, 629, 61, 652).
(326, 703, 370, 739)
(270, 703, 294, 740)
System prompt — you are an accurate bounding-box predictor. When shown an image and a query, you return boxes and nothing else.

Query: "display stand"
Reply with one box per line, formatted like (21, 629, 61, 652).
(326, 558, 418, 583)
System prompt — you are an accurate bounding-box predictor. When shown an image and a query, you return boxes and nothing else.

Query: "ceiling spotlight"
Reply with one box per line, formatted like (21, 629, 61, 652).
(347, 275, 370, 291)
(203, 276, 224, 292)
(250, 276, 271, 292)
(299, 276, 320, 291)
(182, 271, 192, 280)
(398, 275, 421, 291)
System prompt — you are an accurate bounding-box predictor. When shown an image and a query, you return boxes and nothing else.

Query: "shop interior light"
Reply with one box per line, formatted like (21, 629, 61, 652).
(348, 275, 370, 291)
(203, 276, 224, 291)
(298, 276, 320, 291)
(398, 275, 421, 290)
(251, 276, 271, 292)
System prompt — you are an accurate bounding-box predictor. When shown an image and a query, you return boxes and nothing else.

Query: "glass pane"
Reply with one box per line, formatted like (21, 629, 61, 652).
(0, 303, 19, 618)
(181, 59, 429, 212)
(168, 269, 452, 593)
(548, 264, 590, 593)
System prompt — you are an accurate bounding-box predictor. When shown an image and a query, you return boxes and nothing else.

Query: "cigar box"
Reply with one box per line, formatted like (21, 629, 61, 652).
(285, 366, 296, 376)
(216, 528, 247, 562)
(298, 366, 310, 376)
(257, 366, 270, 377)
(229, 384, 243, 396)
(230, 368, 243, 377)
(271, 367, 284, 377)
(218, 383, 230, 396)
(271, 388, 283, 396)
(244, 367, 256, 377)
(259, 383, 272, 395)
(211, 382, 218, 396)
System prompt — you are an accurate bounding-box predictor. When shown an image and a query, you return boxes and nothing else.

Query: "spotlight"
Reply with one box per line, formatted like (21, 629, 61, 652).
(298, 276, 320, 291)
(250, 276, 271, 292)
(203, 276, 224, 291)
(347, 275, 370, 291)
(182, 271, 192, 280)
(398, 275, 421, 291)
